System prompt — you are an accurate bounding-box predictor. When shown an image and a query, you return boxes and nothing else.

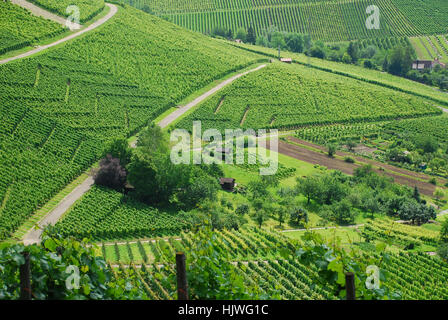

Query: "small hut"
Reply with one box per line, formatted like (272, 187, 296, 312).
(219, 178, 235, 191)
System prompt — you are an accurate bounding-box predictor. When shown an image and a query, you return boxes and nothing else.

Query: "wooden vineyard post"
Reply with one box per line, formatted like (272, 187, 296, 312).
(176, 252, 188, 300)
(20, 252, 32, 300)
(345, 272, 356, 300)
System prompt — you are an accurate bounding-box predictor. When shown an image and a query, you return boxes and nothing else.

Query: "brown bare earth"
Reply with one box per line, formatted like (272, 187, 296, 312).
(268, 138, 446, 197)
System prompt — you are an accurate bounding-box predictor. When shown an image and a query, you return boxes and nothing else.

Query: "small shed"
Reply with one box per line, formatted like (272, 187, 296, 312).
(280, 58, 292, 64)
(219, 178, 235, 191)
(412, 60, 434, 70)
(419, 163, 427, 170)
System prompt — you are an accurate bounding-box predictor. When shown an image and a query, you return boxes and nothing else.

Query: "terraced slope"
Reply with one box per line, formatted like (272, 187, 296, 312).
(0, 1, 66, 55)
(120, 0, 446, 41)
(177, 62, 442, 132)
(0, 5, 262, 240)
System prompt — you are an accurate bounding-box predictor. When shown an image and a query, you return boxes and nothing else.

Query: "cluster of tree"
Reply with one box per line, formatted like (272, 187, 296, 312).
(210, 25, 256, 44)
(296, 165, 437, 225)
(94, 123, 221, 210)
(254, 26, 313, 54)
(384, 133, 448, 177)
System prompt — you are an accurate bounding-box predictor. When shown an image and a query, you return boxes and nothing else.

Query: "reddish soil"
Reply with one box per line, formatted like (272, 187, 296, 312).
(287, 137, 446, 184)
(268, 138, 443, 197)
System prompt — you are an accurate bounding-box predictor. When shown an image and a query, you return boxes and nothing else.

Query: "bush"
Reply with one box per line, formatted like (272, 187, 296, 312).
(437, 243, 448, 261)
(94, 155, 127, 191)
(344, 156, 355, 163)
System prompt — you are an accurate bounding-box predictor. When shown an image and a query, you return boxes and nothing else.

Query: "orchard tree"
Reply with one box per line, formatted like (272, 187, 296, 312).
(246, 25, 256, 44)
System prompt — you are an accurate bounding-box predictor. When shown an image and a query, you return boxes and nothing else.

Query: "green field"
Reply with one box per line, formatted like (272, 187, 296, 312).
(177, 62, 441, 132)
(121, 0, 448, 41)
(0, 1, 66, 55)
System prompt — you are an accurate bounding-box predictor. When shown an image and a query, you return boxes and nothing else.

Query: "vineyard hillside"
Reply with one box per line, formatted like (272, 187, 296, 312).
(0, 1, 66, 56)
(119, 0, 448, 42)
(177, 62, 442, 132)
(0, 4, 262, 240)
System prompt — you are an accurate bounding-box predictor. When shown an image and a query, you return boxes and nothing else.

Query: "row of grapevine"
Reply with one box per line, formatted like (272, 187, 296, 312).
(366, 251, 448, 299)
(390, 0, 448, 36)
(294, 115, 448, 147)
(361, 219, 439, 248)
(105, 227, 448, 300)
(54, 186, 191, 241)
(232, 42, 448, 105)
(0, 1, 65, 55)
(120, 0, 442, 41)
(0, 100, 101, 240)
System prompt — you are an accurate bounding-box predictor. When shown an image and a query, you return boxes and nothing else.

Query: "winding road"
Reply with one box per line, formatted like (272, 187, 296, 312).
(0, 3, 117, 65)
(10, 0, 82, 28)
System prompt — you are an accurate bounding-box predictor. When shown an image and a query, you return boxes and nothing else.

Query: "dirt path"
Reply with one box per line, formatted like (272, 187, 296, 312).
(23, 177, 94, 245)
(287, 137, 443, 183)
(10, 0, 81, 28)
(0, 3, 117, 65)
(267, 139, 439, 196)
(157, 64, 267, 129)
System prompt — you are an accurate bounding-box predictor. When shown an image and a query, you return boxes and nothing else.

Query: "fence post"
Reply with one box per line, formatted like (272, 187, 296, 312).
(176, 252, 188, 300)
(345, 272, 356, 300)
(20, 252, 32, 300)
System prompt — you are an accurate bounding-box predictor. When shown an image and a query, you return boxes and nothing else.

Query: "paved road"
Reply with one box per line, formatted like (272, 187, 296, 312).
(0, 3, 117, 65)
(11, 0, 82, 28)
(23, 177, 94, 245)
(157, 64, 267, 129)
(22, 64, 267, 244)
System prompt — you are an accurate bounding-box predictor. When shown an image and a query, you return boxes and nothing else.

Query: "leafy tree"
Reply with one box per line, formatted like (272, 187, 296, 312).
(413, 186, 421, 203)
(94, 155, 127, 191)
(235, 204, 249, 215)
(387, 46, 413, 76)
(331, 199, 355, 225)
(397, 199, 436, 225)
(440, 219, 448, 243)
(246, 25, 256, 44)
(347, 41, 359, 62)
(327, 144, 337, 157)
(307, 45, 326, 59)
(433, 188, 445, 206)
(102, 138, 132, 167)
(176, 169, 220, 209)
(270, 32, 286, 49)
(296, 175, 322, 204)
(437, 243, 448, 261)
(141, 4, 153, 14)
(255, 209, 268, 228)
(136, 122, 169, 155)
(247, 180, 270, 201)
(226, 28, 233, 39)
(284, 33, 304, 53)
(211, 26, 227, 38)
(127, 150, 189, 204)
(235, 27, 247, 42)
(319, 174, 347, 205)
(289, 206, 308, 226)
